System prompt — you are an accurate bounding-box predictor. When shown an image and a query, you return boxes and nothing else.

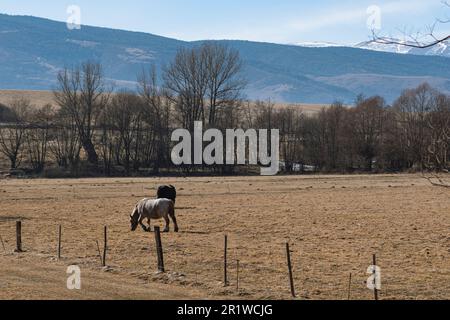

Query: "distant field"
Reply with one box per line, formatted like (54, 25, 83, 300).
(275, 103, 329, 115)
(0, 90, 56, 108)
(0, 90, 328, 114)
(0, 174, 449, 300)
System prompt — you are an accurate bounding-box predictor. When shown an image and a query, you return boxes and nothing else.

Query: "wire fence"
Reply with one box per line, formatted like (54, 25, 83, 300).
(1, 218, 446, 300)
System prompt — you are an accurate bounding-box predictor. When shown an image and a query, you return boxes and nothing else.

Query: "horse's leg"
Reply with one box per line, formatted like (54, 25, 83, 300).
(139, 216, 150, 232)
(163, 216, 170, 233)
(169, 212, 179, 233)
(147, 217, 152, 232)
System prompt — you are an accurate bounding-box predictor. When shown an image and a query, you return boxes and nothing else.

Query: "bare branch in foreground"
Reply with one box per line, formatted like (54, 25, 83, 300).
(370, 2, 449, 49)
(423, 173, 450, 188)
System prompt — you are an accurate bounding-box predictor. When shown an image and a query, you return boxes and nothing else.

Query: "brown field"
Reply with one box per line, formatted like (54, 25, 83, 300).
(0, 90, 329, 114)
(0, 90, 56, 108)
(0, 174, 449, 300)
(274, 102, 331, 114)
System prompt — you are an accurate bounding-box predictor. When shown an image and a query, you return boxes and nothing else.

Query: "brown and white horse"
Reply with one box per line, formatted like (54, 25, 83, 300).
(130, 198, 179, 233)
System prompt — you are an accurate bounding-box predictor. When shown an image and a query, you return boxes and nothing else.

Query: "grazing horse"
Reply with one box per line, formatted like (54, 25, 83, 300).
(130, 198, 179, 233)
(157, 185, 177, 203)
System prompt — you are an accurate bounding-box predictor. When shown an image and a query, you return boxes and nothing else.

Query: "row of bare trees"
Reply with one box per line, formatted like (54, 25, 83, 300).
(248, 84, 449, 173)
(0, 44, 449, 177)
(0, 43, 246, 176)
(0, 99, 55, 172)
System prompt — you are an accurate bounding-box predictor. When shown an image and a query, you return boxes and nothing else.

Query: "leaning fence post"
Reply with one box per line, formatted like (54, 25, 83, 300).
(286, 243, 296, 298)
(224, 235, 228, 286)
(102, 226, 108, 267)
(154, 226, 165, 273)
(373, 254, 379, 301)
(15, 221, 23, 253)
(57, 225, 62, 260)
(95, 240, 103, 264)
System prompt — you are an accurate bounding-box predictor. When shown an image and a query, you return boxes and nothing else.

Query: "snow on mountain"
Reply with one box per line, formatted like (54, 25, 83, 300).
(355, 40, 450, 57)
(293, 40, 450, 58)
(354, 41, 412, 54)
(291, 41, 343, 48)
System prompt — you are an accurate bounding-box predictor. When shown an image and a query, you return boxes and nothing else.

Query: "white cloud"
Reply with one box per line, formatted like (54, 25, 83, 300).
(289, 8, 365, 32)
(381, 0, 434, 14)
(289, 0, 438, 33)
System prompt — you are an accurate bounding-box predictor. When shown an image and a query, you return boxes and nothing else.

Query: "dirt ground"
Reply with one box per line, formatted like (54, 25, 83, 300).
(0, 174, 449, 300)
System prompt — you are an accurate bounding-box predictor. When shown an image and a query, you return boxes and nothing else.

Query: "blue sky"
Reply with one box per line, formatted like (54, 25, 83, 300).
(0, 0, 448, 44)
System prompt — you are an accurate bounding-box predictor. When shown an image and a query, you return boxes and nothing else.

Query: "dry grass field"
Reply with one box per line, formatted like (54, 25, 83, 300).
(0, 90, 56, 108)
(0, 90, 329, 114)
(0, 174, 449, 300)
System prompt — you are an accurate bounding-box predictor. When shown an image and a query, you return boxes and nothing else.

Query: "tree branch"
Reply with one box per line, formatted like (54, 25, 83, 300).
(370, 1, 449, 49)
(423, 173, 450, 188)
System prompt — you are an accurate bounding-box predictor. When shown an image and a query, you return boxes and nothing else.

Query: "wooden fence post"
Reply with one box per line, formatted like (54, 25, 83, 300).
(286, 243, 296, 298)
(102, 226, 108, 267)
(236, 259, 240, 292)
(15, 221, 22, 253)
(373, 254, 379, 301)
(95, 240, 103, 264)
(224, 235, 228, 286)
(154, 226, 165, 273)
(57, 225, 62, 260)
(347, 273, 352, 300)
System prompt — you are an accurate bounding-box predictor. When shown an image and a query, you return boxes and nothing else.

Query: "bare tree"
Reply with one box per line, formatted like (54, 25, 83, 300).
(0, 103, 15, 122)
(48, 110, 81, 171)
(276, 106, 304, 172)
(25, 104, 54, 172)
(302, 110, 327, 170)
(203, 43, 245, 126)
(164, 43, 245, 130)
(252, 100, 276, 129)
(323, 102, 346, 170)
(391, 83, 450, 186)
(0, 98, 31, 170)
(393, 84, 437, 170)
(139, 66, 171, 173)
(351, 96, 386, 171)
(164, 47, 207, 130)
(54, 62, 109, 165)
(426, 93, 450, 172)
(422, 92, 450, 188)
(97, 104, 115, 176)
(104, 92, 144, 175)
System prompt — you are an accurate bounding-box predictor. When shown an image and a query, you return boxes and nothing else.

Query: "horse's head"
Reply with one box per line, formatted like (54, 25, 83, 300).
(130, 210, 139, 232)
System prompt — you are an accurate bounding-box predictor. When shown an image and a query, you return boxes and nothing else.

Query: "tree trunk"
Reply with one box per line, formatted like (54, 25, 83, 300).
(367, 157, 373, 172)
(81, 138, 98, 165)
(10, 157, 17, 170)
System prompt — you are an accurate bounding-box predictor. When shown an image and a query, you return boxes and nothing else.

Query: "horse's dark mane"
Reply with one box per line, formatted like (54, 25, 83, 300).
(130, 205, 140, 222)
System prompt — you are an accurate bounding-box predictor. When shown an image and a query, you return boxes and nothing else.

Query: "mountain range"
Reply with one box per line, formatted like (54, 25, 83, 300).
(0, 14, 449, 104)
